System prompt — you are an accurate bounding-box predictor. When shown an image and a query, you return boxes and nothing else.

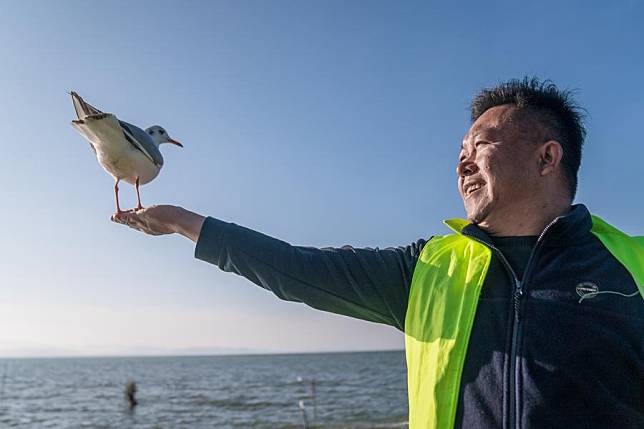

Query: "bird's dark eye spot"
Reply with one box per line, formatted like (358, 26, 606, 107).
(148, 130, 154, 135)
(159, 130, 165, 135)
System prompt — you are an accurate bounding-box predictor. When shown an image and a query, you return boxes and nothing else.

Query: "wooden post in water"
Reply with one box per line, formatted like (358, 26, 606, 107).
(0, 365, 5, 417)
(0, 364, 6, 401)
(298, 400, 309, 429)
(311, 378, 317, 422)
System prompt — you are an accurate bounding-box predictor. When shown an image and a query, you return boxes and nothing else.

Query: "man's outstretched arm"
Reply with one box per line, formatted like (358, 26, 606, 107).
(113, 205, 426, 331)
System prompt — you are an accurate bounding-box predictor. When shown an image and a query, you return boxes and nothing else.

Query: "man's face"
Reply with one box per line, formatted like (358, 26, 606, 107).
(457, 105, 540, 226)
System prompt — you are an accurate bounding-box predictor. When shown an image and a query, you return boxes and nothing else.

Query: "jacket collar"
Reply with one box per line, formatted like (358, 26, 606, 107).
(444, 204, 593, 247)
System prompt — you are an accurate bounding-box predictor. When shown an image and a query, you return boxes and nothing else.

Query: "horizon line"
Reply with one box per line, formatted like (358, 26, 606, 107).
(0, 348, 405, 360)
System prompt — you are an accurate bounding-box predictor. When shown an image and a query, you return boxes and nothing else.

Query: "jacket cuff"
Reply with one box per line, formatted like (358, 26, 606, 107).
(194, 216, 228, 266)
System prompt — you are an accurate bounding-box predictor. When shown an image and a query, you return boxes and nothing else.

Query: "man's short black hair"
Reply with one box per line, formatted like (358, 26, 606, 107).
(470, 77, 586, 201)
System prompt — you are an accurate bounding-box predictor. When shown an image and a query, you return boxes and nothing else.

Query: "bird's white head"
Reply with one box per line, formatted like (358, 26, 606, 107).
(145, 125, 183, 147)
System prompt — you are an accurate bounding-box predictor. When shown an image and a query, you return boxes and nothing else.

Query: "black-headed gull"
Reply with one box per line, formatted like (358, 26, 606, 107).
(70, 91, 183, 214)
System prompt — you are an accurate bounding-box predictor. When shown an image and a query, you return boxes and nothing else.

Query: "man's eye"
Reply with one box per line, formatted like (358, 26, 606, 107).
(475, 141, 488, 147)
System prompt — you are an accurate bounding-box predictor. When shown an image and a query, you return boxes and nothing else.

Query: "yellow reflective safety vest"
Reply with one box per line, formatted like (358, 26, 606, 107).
(404, 214, 643, 429)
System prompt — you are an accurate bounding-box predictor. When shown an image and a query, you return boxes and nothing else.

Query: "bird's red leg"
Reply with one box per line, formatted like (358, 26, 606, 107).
(114, 178, 123, 215)
(135, 177, 143, 210)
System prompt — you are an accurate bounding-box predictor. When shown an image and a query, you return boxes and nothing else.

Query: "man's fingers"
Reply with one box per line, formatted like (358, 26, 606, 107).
(112, 212, 142, 227)
(111, 215, 128, 225)
(111, 212, 162, 235)
(113, 215, 128, 223)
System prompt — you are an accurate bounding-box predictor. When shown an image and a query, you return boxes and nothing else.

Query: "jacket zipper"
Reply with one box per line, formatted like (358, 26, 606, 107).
(463, 216, 560, 429)
(464, 236, 522, 428)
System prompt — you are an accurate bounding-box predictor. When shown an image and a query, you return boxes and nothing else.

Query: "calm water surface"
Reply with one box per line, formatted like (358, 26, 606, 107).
(0, 351, 408, 428)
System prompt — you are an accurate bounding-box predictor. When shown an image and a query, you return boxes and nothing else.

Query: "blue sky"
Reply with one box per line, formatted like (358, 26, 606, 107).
(0, 1, 642, 357)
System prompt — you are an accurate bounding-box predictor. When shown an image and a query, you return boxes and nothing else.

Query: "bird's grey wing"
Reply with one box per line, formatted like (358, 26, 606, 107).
(118, 121, 164, 167)
(70, 91, 103, 119)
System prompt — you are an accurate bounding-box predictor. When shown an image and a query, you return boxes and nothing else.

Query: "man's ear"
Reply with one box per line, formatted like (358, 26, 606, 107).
(538, 140, 563, 176)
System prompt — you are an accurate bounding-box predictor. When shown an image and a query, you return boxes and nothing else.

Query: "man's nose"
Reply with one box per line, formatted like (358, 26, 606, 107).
(456, 157, 478, 177)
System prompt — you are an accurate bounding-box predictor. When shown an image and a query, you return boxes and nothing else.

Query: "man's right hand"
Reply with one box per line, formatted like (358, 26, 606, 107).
(112, 205, 206, 242)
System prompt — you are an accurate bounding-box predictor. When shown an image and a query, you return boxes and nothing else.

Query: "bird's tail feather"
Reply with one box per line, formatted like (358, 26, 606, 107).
(70, 91, 103, 119)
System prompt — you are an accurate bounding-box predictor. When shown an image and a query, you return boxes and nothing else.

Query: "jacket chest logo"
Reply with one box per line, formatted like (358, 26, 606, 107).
(576, 281, 639, 303)
(576, 281, 599, 302)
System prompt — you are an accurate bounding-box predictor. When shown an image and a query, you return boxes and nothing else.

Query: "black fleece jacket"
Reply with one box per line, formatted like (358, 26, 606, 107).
(194, 204, 643, 429)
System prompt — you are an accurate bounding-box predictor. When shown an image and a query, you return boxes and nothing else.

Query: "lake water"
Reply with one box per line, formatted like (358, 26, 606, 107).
(0, 351, 408, 428)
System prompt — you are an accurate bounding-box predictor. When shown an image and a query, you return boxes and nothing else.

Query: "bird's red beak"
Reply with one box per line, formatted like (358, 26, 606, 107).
(167, 138, 183, 147)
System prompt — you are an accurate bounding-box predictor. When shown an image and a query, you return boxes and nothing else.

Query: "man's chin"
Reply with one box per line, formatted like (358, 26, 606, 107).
(465, 207, 488, 225)
(467, 214, 482, 224)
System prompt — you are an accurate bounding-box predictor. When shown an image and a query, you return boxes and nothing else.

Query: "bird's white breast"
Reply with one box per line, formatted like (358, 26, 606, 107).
(76, 115, 162, 185)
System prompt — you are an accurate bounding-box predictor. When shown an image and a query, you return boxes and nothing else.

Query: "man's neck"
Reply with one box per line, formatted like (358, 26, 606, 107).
(476, 201, 572, 237)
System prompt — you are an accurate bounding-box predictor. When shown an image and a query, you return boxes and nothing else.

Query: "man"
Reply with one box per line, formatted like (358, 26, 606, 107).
(113, 78, 643, 429)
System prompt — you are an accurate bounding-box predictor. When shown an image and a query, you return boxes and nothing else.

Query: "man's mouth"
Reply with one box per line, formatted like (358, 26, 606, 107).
(464, 182, 485, 196)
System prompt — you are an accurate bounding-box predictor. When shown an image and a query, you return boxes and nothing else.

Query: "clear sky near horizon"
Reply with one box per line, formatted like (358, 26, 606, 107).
(0, 1, 642, 357)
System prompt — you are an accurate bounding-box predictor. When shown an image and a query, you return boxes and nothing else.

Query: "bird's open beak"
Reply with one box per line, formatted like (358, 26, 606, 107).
(167, 138, 183, 148)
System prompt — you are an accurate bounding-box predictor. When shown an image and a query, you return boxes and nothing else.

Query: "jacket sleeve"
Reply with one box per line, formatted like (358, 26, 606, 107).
(194, 217, 427, 331)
